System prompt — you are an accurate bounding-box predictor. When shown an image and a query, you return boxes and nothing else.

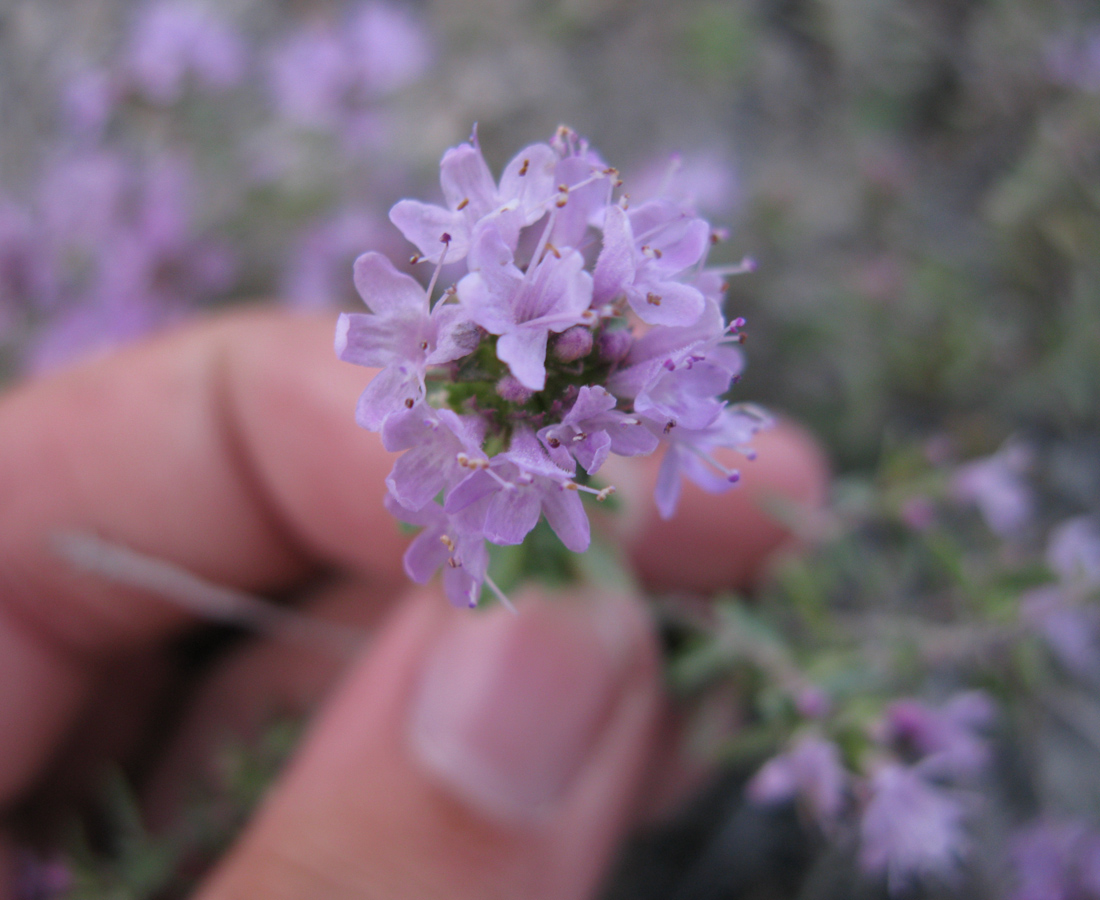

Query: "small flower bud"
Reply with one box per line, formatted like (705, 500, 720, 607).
(597, 329, 632, 363)
(553, 325, 593, 362)
(496, 374, 533, 403)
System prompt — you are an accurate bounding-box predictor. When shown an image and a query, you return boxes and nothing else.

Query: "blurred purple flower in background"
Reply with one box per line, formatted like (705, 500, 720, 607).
(951, 441, 1034, 536)
(267, 2, 431, 141)
(124, 1, 246, 104)
(283, 209, 392, 309)
(747, 735, 847, 832)
(1009, 819, 1100, 900)
(1046, 28, 1100, 93)
(859, 764, 971, 891)
(13, 152, 233, 372)
(880, 691, 994, 780)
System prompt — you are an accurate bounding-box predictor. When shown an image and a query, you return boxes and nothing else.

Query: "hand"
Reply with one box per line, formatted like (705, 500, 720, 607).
(0, 311, 827, 900)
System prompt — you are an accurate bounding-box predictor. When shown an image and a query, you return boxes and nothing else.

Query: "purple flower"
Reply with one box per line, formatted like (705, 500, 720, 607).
(336, 251, 475, 429)
(747, 736, 847, 832)
(1009, 819, 1100, 900)
(60, 67, 118, 137)
(859, 764, 970, 891)
(1021, 585, 1100, 683)
(337, 125, 765, 605)
(881, 691, 994, 780)
(537, 384, 658, 475)
(951, 441, 1034, 536)
(385, 495, 490, 609)
(445, 428, 590, 552)
(628, 150, 742, 217)
(593, 200, 710, 327)
(12, 852, 71, 900)
(125, 1, 246, 104)
(389, 130, 558, 263)
(652, 405, 768, 520)
(348, 2, 433, 95)
(267, 3, 430, 137)
(458, 224, 594, 390)
(283, 210, 392, 309)
(382, 403, 487, 512)
(1046, 516, 1100, 588)
(1046, 30, 1100, 93)
(610, 297, 743, 431)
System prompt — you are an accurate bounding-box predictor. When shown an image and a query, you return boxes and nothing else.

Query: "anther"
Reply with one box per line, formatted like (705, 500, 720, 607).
(664, 420, 676, 434)
(519, 158, 530, 176)
(440, 535, 456, 552)
(440, 232, 452, 244)
(647, 292, 662, 306)
(545, 242, 562, 259)
(419, 340, 429, 350)
(409, 253, 421, 264)
(596, 486, 616, 501)
(456, 198, 470, 211)
(447, 557, 460, 569)
(404, 397, 415, 409)
(571, 432, 587, 442)
(548, 437, 561, 448)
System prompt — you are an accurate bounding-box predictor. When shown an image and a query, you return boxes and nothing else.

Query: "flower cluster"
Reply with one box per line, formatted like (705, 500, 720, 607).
(337, 125, 767, 607)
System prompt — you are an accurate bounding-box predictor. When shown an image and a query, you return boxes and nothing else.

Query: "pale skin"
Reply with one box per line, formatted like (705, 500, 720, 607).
(0, 311, 828, 900)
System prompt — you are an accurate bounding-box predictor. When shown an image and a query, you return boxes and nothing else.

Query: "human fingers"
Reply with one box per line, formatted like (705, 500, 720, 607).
(0, 311, 403, 803)
(195, 584, 661, 900)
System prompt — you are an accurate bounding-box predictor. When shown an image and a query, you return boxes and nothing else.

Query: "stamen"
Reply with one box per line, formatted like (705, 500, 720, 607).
(456, 197, 470, 211)
(425, 233, 452, 301)
(486, 468, 517, 491)
(686, 444, 741, 482)
(440, 535, 456, 552)
(456, 452, 489, 469)
(484, 573, 517, 615)
(567, 481, 618, 501)
(409, 253, 422, 265)
(709, 256, 757, 277)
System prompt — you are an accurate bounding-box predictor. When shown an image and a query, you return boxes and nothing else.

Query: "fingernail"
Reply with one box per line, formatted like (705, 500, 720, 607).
(409, 592, 641, 824)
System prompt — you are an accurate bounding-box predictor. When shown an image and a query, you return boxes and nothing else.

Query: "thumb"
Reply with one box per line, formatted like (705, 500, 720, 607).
(196, 586, 662, 900)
